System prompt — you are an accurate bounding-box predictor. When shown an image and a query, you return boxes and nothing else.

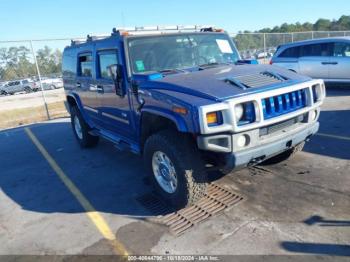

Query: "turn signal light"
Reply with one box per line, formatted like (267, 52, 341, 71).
(206, 112, 218, 124)
(206, 112, 223, 126)
(173, 106, 188, 115)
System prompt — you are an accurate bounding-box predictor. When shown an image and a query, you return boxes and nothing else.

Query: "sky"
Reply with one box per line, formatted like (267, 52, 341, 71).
(0, 0, 349, 41)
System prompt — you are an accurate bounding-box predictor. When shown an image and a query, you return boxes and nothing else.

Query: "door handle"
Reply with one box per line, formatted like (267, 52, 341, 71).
(322, 62, 338, 65)
(97, 85, 104, 93)
(76, 82, 81, 88)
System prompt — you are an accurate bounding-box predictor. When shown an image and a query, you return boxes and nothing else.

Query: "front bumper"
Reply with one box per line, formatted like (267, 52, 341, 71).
(197, 117, 319, 170)
(224, 121, 319, 169)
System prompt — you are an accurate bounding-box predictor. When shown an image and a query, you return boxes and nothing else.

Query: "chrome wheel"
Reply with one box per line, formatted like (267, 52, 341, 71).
(74, 115, 83, 140)
(152, 151, 178, 194)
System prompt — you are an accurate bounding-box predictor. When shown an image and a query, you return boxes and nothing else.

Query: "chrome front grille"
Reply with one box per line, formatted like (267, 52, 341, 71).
(261, 88, 307, 120)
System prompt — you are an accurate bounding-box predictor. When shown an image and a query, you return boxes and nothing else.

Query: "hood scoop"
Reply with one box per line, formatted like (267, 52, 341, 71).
(224, 71, 289, 89)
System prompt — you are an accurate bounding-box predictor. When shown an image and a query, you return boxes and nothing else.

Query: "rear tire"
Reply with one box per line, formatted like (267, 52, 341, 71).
(70, 106, 99, 148)
(261, 142, 305, 165)
(144, 129, 208, 209)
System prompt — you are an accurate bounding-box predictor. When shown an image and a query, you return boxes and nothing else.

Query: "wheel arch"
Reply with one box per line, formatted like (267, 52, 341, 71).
(66, 93, 94, 128)
(140, 109, 190, 150)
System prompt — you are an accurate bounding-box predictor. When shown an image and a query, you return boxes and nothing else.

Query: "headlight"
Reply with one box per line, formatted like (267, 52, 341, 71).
(235, 101, 256, 126)
(234, 104, 244, 121)
(312, 84, 323, 102)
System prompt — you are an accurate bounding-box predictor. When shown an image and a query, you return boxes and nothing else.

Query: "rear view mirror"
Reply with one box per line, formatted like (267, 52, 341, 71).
(107, 64, 125, 97)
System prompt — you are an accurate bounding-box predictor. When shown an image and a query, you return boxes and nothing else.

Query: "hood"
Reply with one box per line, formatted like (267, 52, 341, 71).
(136, 64, 311, 102)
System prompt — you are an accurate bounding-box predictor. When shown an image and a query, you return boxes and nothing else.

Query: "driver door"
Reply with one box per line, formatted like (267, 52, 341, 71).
(94, 48, 135, 140)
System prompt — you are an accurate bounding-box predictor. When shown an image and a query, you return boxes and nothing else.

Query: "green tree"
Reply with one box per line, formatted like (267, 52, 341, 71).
(0, 46, 36, 80)
(36, 46, 62, 76)
(313, 18, 331, 31)
(0, 45, 62, 81)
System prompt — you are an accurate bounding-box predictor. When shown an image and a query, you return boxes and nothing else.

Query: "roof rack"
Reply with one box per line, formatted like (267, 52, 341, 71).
(70, 25, 222, 46)
(71, 33, 111, 45)
(86, 33, 111, 41)
(112, 25, 217, 36)
(71, 38, 86, 45)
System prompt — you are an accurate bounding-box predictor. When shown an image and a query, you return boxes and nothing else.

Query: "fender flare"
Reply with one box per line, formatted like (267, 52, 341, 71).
(66, 93, 95, 128)
(141, 107, 189, 133)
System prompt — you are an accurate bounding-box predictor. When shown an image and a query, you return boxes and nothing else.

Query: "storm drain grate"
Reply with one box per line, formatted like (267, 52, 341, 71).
(136, 192, 175, 216)
(138, 183, 244, 235)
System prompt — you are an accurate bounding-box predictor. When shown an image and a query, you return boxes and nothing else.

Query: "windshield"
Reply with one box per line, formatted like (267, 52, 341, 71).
(127, 33, 239, 74)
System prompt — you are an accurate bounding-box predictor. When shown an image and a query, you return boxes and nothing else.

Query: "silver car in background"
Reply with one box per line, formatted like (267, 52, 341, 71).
(271, 37, 350, 83)
(0, 78, 39, 95)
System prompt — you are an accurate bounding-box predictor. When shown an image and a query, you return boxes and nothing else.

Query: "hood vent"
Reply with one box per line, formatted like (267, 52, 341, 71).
(224, 71, 289, 89)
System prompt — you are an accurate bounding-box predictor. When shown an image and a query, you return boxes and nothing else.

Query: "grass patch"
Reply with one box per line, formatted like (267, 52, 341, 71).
(0, 101, 69, 130)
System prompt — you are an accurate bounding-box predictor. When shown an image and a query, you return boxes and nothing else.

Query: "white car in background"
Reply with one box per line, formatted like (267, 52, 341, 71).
(40, 77, 63, 90)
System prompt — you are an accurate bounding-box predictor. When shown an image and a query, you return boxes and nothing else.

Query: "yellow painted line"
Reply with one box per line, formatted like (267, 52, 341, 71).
(316, 132, 350, 142)
(24, 127, 129, 256)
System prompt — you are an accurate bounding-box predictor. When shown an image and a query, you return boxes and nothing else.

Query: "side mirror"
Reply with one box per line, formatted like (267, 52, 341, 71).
(107, 64, 125, 97)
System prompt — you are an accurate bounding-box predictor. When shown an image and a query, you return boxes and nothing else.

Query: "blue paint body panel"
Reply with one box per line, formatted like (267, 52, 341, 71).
(62, 31, 312, 153)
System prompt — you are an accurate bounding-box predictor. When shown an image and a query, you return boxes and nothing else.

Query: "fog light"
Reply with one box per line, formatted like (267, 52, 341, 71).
(237, 134, 250, 148)
(310, 110, 317, 121)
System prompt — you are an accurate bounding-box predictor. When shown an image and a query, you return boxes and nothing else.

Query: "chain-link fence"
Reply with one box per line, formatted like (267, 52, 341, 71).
(1, 31, 349, 129)
(0, 39, 71, 129)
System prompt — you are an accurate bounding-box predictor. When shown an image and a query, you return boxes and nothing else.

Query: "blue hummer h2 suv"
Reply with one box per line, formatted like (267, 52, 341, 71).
(63, 26, 326, 208)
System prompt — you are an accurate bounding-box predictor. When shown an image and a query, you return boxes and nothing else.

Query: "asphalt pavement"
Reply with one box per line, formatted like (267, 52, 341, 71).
(0, 88, 349, 258)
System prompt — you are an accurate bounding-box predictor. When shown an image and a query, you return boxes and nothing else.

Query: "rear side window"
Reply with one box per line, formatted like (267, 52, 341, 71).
(97, 51, 118, 79)
(333, 42, 350, 57)
(78, 53, 93, 77)
(300, 43, 331, 57)
(9, 81, 20, 86)
(63, 51, 77, 78)
(279, 46, 300, 58)
(22, 80, 29, 84)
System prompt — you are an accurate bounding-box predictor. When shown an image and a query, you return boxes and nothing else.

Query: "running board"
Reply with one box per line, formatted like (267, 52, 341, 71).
(89, 129, 140, 154)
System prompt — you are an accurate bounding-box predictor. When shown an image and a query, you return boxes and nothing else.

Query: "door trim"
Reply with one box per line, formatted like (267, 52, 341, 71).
(102, 112, 129, 125)
(84, 106, 98, 114)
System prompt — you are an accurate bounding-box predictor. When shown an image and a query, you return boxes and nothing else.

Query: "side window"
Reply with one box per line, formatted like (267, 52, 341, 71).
(63, 51, 77, 78)
(97, 51, 118, 79)
(279, 46, 300, 58)
(333, 42, 350, 57)
(22, 80, 29, 84)
(300, 43, 330, 57)
(78, 53, 93, 77)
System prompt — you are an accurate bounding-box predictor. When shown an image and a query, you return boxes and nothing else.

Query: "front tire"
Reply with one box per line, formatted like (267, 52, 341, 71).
(70, 106, 99, 148)
(24, 87, 32, 93)
(261, 142, 305, 165)
(144, 130, 208, 209)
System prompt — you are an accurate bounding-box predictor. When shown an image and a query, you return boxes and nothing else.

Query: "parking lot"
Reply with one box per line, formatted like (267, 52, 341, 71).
(0, 87, 349, 257)
(0, 89, 68, 129)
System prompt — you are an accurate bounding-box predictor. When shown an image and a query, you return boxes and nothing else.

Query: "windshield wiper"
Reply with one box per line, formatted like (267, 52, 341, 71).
(158, 68, 186, 75)
(198, 62, 231, 70)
